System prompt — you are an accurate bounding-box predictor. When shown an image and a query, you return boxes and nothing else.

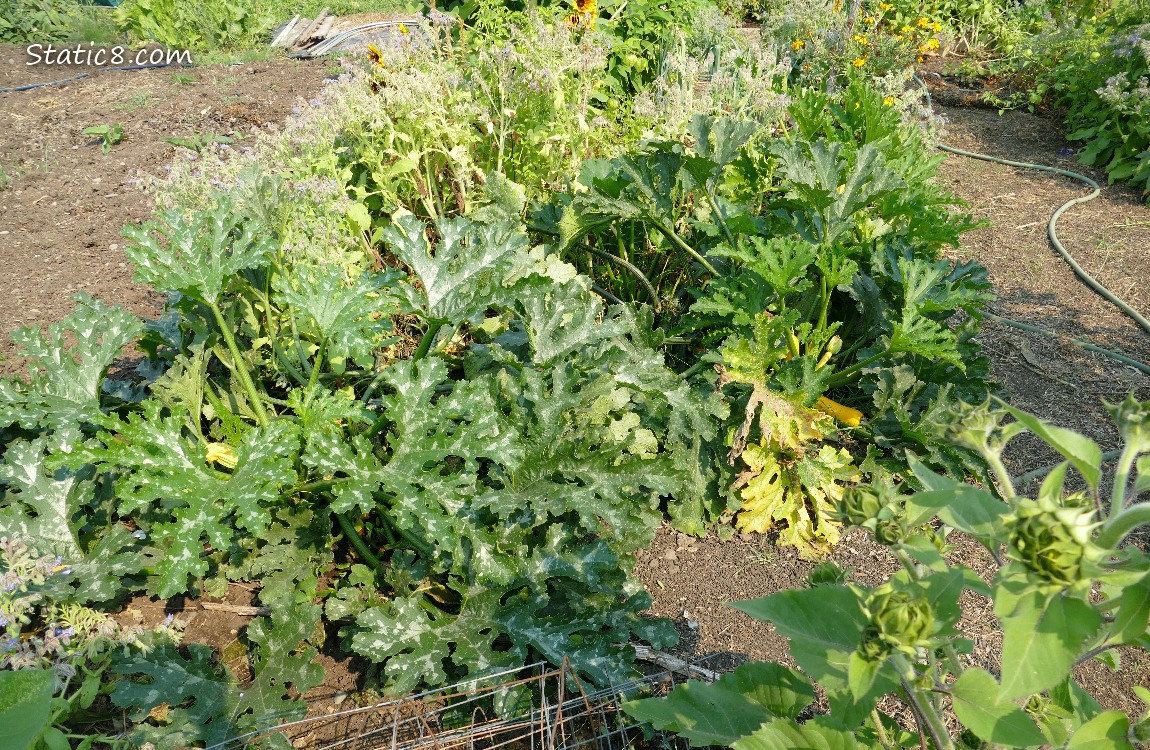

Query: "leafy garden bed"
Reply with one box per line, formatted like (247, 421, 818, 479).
(2, 0, 1150, 749)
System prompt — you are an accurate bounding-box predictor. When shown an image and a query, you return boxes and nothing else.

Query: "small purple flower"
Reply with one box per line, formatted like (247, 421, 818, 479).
(1058, 146, 1076, 157)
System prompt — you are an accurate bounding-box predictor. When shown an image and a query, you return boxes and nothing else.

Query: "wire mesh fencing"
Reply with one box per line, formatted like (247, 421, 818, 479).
(210, 651, 725, 750)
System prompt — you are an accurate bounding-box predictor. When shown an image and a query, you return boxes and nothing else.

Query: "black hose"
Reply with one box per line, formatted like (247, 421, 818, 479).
(0, 62, 190, 94)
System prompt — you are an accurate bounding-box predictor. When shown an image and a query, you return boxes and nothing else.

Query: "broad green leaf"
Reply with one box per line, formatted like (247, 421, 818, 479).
(150, 343, 210, 440)
(113, 643, 236, 749)
(1000, 403, 1103, 494)
(732, 584, 896, 725)
(233, 603, 325, 729)
(623, 663, 814, 746)
(906, 454, 1007, 542)
(354, 562, 669, 693)
(516, 279, 632, 366)
(123, 201, 275, 306)
(999, 589, 1103, 699)
(223, 507, 332, 605)
(273, 265, 400, 366)
(1066, 711, 1135, 750)
(887, 312, 961, 369)
(0, 438, 92, 557)
(1050, 677, 1103, 725)
(733, 717, 858, 750)
(114, 604, 322, 749)
(367, 359, 521, 557)
(1111, 579, 1150, 644)
(383, 214, 532, 326)
(0, 668, 55, 750)
(914, 568, 967, 628)
(0, 293, 143, 431)
(687, 115, 757, 177)
(0, 437, 145, 603)
(61, 401, 300, 596)
(950, 668, 1045, 747)
(772, 141, 904, 246)
(848, 651, 881, 700)
(897, 535, 947, 571)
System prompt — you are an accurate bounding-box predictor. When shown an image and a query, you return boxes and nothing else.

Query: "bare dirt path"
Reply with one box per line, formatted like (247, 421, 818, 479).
(0, 45, 331, 373)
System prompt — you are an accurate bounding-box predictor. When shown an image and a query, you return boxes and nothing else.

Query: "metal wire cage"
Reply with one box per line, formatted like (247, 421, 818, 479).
(208, 653, 721, 750)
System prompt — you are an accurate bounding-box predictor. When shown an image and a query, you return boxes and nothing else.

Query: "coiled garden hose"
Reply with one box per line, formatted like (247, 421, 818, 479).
(914, 73, 1150, 377)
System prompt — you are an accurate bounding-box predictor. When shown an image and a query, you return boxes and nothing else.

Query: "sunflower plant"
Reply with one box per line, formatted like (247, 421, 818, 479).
(625, 397, 1150, 750)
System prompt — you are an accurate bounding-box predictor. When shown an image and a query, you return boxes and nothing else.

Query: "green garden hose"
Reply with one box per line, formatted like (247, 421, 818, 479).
(914, 74, 1150, 377)
(935, 141, 1150, 337)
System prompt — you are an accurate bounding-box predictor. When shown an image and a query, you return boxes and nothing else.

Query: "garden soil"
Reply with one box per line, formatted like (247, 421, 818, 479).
(2, 45, 1150, 729)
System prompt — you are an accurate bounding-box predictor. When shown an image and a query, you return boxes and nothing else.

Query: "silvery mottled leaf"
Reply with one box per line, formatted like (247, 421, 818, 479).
(123, 202, 275, 307)
(61, 401, 300, 597)
(0, 293, 143, 432)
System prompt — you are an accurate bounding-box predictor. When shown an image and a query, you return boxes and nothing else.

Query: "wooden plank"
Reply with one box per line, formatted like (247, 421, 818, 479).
(294, 7, 330, 48)
(313, 15, 335, 40)
(279, 15, 310, 48)
(270, 14, 300, 47)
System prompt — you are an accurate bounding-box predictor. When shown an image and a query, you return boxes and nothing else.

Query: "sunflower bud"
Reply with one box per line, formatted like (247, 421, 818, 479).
(841, 485, 883, 525)
(860, 587, 935, 660)
(1006, 496, 1103, 588)
(1108, 395, 1150, 456)
(946, 399, 1009, 454)
(873, 518, 906, 546)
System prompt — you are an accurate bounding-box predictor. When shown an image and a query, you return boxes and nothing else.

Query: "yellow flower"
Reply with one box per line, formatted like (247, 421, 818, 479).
(883, 96, 894, 105)
(853, 34, 869, 45)
(926, 38, 940, 50)
(853, 56, 866, 67)
(917, 43, 928, 53)
(864, 16, 875, 24)
(879, 2, 893, 9)
(901, 24, 913, 33)
(792, 38, 806, 50)
(397, 22, 409, 34)
(930, 20, 942, 31)
(366, 43, 384, 67)
(205, 442, 238, 469)
(916, 16, 930, 28)
(566, 0, 596, 28)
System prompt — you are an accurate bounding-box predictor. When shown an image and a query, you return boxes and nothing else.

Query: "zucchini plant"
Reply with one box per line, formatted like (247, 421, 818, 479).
(540, 84, 993, 555)
(0, 182, 719, 745)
